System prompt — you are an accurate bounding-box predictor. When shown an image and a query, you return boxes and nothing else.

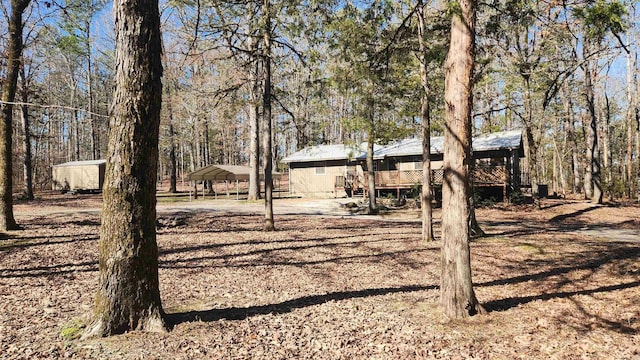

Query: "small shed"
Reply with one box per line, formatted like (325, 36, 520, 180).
(52, 159, 106, 192)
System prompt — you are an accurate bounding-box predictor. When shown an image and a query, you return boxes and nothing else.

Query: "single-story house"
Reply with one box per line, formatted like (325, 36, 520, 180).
(52, 159, 106, 192)
(281, 129, 525, 200)
(281, 143, 371, 198)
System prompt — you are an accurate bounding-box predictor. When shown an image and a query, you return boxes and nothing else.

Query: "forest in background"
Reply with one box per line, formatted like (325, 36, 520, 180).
(1, 0, 639, 200)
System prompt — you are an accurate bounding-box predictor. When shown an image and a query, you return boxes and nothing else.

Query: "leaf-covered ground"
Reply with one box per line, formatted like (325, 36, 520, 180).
(1, 194, 638, 359)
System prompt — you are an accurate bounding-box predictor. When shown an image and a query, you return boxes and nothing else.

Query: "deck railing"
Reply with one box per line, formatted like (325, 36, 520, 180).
(374, 170, 423, 188)
(471, 165, 507, 186)
(355, 165, 509, 189)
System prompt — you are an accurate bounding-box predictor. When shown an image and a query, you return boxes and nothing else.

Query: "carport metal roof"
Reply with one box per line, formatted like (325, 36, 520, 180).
(188, 165, 252, 181)
(188, 165, 281, 182)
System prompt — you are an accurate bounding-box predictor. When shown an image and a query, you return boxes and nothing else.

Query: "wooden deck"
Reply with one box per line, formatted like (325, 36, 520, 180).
(365, 165, 508, 188)
(336, 165, 521, 201)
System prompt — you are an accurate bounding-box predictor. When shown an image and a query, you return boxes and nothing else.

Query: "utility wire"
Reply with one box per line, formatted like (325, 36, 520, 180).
(0, 100, 109, 118)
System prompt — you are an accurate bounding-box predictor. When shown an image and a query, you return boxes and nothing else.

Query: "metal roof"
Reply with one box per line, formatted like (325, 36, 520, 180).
(188, 165, 282, 181)
(371, 137, 444, 159)
(188, 165, 253, 181)
(53, 159, 107, 167)
(281, 129, 523, 164)
(472, 129, 523, 152)
(281, 143, 369, 163)
(373, 129, 523, 159)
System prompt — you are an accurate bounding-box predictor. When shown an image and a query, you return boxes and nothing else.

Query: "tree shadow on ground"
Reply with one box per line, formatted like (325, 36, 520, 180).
(160, 231, 416, 257)
(477, 246, 640, 288)
(161, 245, 427, 270)
(548, 205, 600, 223)
(0, 260, 97, 278)
(166, 285, 435, 328)
(0, 234, 98, 251)
(484, 281, 640, 312)
(1, 231, 429, 277)
(479, 201, 640, 239)
(14, 216, 101, 229)
(539, 201, 565, 211)
(477, 241, 639, 335)
(483, 281, 640, 334)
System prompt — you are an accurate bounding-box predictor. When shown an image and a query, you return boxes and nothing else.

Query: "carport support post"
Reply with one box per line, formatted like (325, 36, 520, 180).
(236, 180, 239, 200)
(202, 181, 205, 198)
(193, 181, 198, 199)
(214, 181, 218, 199)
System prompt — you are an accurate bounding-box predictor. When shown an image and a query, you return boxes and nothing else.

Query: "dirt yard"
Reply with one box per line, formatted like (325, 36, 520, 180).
(1, 193, 638, 359)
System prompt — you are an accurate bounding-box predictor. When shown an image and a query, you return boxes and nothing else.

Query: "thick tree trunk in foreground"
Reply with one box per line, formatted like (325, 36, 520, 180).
(440, 0, 483, 319)
(0, 0, 30, 231)
(85, 0, 165, 337)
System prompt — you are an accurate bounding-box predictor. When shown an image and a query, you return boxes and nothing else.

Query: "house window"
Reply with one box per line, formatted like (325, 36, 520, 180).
(315, 166, 326, 175)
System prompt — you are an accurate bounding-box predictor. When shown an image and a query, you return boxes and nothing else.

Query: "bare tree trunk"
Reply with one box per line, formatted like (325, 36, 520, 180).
(203, 122, 213, 193)
(625, 5, 637, 199)
(583, 54, 602, 204)
(468, 162, 484, 238)
(85, 0, 165, 337)
(19, 67, 33, 200)
(553, 137, 567, 196)
(248, 40, 261, 201)
(167, 86, 177, 193)
(602, 91, 613, 200)
(417, 0, 433, 242)
(366, 83, 377, 214)
(563, 84, 581, 194)
(168, 122, 177, 193)
(263, 0, 275, 231)
(86, 20, 98, 160)
(366, 138, 376, 214)
(440, 0, 483, 319)
(0, 0, 30, 231)
(636, 118, 640, 201)
(73, 87, 80, 161)
(552, 141, 558, 194)
(522, 83, 540, 208)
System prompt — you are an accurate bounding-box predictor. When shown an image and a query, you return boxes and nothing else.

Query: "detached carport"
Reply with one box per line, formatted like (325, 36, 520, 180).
(187, 165, 251, 199)
(187, 165, 283, 199)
